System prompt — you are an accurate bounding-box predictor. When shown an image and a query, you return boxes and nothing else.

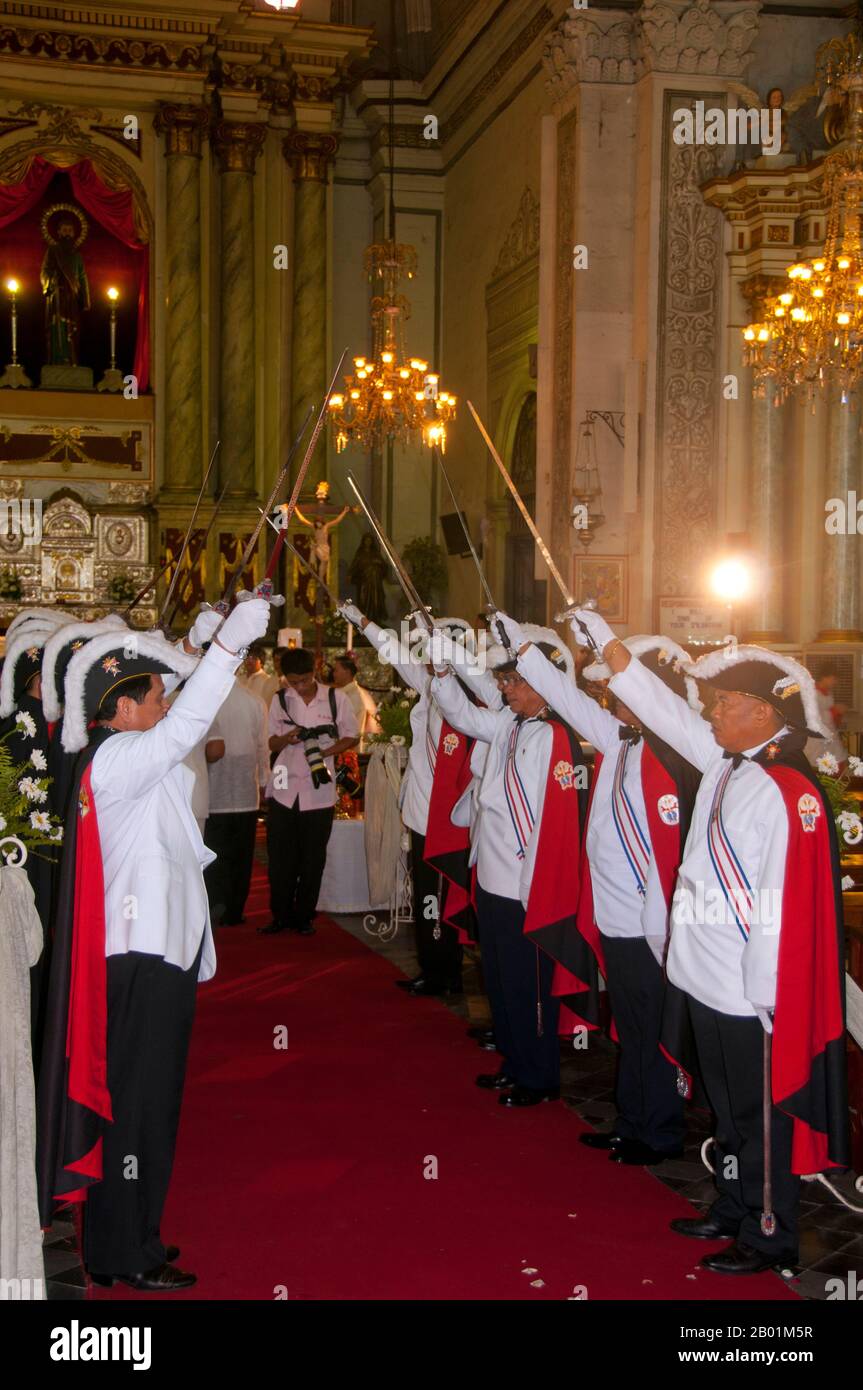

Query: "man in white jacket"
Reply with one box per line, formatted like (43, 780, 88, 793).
(37, 598, 270, 1292)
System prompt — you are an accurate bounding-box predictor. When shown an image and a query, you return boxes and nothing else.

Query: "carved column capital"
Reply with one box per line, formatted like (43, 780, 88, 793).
(213, 121, 267, 174)
(282, 130, 339, 182)
(154, 103, 210, 158)
(639, 0, 761, 78)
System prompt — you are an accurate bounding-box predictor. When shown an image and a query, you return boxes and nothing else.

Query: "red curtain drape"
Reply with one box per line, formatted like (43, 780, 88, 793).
(0, 154, 150, 388)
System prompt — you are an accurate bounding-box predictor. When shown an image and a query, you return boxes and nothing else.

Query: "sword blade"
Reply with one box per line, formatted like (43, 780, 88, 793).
(467, 401, 574, 607)
(345, 471, 433, 631)
(122, 555, 173, 618)
(220, 406, 314, 609)
(158, 439, 220, 622)
(257, 507, 342, 608)
(432, 445, 498, 613)
(166, 472, 234, 629)
(268, 348, 350, 570)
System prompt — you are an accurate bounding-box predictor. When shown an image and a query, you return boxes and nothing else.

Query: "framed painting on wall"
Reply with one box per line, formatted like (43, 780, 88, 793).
(572, 555, 627, 623)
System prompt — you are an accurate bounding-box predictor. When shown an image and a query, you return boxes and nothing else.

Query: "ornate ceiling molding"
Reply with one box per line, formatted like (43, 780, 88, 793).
(543, 0, 761, 92)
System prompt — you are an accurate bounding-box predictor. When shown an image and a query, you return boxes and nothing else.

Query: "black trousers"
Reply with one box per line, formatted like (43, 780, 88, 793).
(687, 994, 800, 1256)
(410, 830, 462, 987)
(84, 945, 201, 1275)
(601, 934, 685, 1153)
(475, 881, 559, 1090)
(267, 798, 334, 929)
(203, 810, 258, 924)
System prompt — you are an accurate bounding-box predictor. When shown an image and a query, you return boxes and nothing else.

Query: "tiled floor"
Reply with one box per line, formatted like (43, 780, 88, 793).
(43, 908, 863, 1301)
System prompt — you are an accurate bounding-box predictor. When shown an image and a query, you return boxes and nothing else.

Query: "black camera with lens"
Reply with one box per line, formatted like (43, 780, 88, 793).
(295, 722, 336, 789)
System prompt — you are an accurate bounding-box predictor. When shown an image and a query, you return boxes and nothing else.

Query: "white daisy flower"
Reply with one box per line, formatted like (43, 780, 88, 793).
(15, 711, 36, 738)
(816, 752, 840, 776)
(18, 776, 43, 801)
(849, 755, 863, 778)
(29, 810, 51, 833)
(840, 811, 863, 845)
(390, 735, 406, 746)
(30, 748, 48, 771)
(51, 826, 64, 842)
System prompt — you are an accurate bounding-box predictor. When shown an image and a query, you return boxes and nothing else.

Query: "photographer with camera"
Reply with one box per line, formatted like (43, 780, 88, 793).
(260, 647, 359, 938)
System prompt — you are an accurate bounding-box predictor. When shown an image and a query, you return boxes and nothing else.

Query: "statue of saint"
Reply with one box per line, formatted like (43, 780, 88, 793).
(40, 204, 91, 366)
(348, 533, 388, 626)
(293, 501, 350, 586)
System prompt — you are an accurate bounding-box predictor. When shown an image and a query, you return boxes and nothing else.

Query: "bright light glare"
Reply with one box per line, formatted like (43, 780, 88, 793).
(709, 558, 752, 603)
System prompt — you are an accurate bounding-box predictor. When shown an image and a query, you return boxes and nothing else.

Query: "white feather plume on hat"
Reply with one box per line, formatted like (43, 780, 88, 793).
(584, 634, 700, 709)
(516, 624, 575, 679)
(683, 643, 830, 739)
(0, 622, 56, 718)
(41, 615, 129, 723)
(6, 607, 74, 639)
(62, 630, 199, 753)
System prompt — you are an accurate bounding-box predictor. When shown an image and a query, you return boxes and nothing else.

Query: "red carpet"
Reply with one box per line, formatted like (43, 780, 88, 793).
(94, 862, 798, 1302)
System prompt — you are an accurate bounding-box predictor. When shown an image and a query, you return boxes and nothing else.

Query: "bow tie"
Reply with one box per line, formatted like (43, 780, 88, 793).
(722, 750, 748, 770)
(619, 725, 641, 745)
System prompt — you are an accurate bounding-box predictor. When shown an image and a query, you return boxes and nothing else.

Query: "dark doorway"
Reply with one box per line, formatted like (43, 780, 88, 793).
(504, 393, 546, 623)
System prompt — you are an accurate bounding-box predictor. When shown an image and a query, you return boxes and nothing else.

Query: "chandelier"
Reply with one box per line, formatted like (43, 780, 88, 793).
(743, 42, 863, 406)
(328, 238, 456, 453)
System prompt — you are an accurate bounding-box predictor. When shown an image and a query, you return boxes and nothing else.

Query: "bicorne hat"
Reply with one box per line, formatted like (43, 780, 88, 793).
(684, 644, 829, 739)
(62, 630, 199, 753)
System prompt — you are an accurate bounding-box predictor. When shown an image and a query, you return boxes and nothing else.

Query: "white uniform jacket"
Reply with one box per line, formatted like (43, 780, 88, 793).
(364, 621, 441, 837)
(91, 641, 242, 983)
(609, 657, 790, 1017)
(431, 670, 553, 906)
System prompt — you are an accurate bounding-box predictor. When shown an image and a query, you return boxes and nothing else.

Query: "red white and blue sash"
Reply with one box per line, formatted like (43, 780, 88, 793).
(503, 720, 536, 860)
(610, 741, 649, 898)
(425, 720, 438, 777)
(706, 762, 752, 941)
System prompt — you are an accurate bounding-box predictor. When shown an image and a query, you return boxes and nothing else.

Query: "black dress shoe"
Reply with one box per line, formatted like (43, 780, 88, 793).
(90, 1262, 197, 1291)
(499, 1085, 560, 1107)
(396, 974, 424, 991)
(257, 921, 287, 936)
(609, 1138, 684, 1166)
(475, 1072, 515, 1090)
(220, 917, 245, 927)
(477, 1038, 498, 1052)
(670, 1214, 740, 1241)
(700, 1241, 796, 1275)
(466, 1025, 495, 1041)
(579, 1131, 621, 1150)
(165, 1245, 179, 1262)
(406, 978, 458, 997)
(290, 923, 316, 937)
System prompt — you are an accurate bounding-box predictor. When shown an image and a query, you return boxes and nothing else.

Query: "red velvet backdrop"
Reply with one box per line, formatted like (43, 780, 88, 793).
(0, 155, 149, 388)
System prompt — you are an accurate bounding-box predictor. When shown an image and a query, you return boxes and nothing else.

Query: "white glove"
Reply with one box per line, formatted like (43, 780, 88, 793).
(339, 601, 365, 628)
(491, 611, 528, 653)
(188, 604, 224, 650)
(217, 597, 270, 654)
(569, 607, 616, 652)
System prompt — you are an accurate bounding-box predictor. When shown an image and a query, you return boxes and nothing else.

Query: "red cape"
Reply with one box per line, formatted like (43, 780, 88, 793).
(764, 764, 848, 1174)
(423, 718, 475, 945)
(524, 717, 599, 1032)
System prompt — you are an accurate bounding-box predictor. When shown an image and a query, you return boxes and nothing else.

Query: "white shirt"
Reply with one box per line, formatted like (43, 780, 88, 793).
(610, 657, 790, 1016)
(339, 679, 381, 743)
(266, 682, 359, 811)
(207, 679, 270, 814)
(240, 666, 280, 708)
(431, 671, 553, 904)
(364, 621, 441, 837)
(518, 644, 666, 944)
(91, 641, 241, 983)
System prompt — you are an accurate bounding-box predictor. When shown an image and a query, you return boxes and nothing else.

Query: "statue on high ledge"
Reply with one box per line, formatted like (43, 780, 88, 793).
(40, 203, 91, 366)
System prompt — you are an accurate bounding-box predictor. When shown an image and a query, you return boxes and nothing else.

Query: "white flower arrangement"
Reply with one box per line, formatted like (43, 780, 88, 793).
(390, 735, 406, 746)
(18, 776, 47, 803)
(838, 810, 863, 845)
(816, 752, 840, 777)
(849, 755, 863, 778)
(30, 748, 48, 772)
(29, 810, 51, 833)
(15, 710, 36, 739)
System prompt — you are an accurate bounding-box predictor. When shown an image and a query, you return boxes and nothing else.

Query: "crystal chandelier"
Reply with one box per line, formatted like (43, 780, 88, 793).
(328, 238, 456, 453)
(743, 41, 863, 406)
(571, 415, 606, 549)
